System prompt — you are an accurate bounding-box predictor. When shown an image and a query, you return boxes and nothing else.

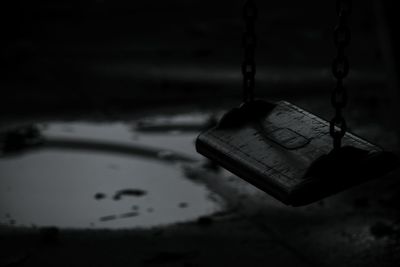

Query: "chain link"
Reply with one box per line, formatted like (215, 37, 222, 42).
(242, 0, 257, 103)
(330, 0, 352, 149)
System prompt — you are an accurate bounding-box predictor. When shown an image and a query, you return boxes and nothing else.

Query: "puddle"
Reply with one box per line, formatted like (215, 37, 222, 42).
(0, 115, 224, 229)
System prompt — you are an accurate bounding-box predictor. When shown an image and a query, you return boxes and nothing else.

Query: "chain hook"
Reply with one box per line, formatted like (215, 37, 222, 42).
(330, 0, 351, 150)
(242, 0, 257, 103)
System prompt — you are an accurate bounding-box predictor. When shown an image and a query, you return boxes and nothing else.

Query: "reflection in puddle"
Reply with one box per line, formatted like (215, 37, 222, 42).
(0, 117, 223, 229)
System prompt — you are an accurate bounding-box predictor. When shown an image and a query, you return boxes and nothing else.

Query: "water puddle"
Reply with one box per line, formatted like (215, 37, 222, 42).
(0, 114, 223, 229)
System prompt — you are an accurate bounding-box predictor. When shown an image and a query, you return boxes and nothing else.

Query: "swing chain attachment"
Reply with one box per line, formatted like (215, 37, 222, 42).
(242, 0, 257, 103)
(330, 0, 351, 149)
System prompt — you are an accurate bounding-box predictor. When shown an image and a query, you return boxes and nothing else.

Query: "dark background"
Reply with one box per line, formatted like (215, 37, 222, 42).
(1, 0, 397, 121)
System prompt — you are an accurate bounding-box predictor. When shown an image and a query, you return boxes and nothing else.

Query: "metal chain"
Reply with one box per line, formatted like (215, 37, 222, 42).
(242, 0, 257, 103)
(330, 0, 352, 149)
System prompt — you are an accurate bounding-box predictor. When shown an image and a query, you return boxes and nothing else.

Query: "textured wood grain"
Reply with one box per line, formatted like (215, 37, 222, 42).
(196, 101, 397, 206)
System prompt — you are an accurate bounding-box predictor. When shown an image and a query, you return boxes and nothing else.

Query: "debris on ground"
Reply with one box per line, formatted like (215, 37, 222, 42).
(113, 189, 147, 200)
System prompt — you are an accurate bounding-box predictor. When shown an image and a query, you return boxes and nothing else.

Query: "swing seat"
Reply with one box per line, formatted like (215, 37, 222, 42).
(196, 100, 398, 206)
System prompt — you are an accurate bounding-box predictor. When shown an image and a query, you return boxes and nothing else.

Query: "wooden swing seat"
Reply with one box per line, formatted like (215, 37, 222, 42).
(196, 100, 398, 206)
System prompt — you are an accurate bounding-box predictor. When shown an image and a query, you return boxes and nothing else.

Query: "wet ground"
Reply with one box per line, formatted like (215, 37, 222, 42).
(1, 101, 399, 267)
(0, 120, 223, 229)
(1, 0, 400, 266)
